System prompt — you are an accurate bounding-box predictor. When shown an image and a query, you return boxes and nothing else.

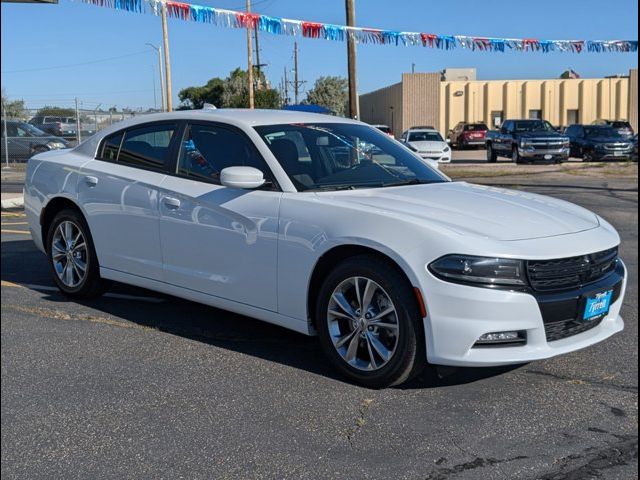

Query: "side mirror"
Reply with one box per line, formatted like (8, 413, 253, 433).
(220, 166, 265, 190)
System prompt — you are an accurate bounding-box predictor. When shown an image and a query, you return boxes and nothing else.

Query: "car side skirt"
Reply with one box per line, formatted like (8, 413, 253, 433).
(100, 267, 313, 336)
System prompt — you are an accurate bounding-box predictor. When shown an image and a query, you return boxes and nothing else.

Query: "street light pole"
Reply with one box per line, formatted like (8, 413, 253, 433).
(146, 42, 166, 111)
(345, 0, 359, 119)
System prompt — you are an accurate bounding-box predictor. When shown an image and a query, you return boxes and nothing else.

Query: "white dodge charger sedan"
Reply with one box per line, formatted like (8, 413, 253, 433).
(24, 110, 626, 388)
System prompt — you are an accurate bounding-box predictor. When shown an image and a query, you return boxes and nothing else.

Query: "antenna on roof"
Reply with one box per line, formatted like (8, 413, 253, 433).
(202, 103, 217, 110)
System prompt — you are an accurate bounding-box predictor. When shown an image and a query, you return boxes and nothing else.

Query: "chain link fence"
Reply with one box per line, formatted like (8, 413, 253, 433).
(2, 103, 160, 165)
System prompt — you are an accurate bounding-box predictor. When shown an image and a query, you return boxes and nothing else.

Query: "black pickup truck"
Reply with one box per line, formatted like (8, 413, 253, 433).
(485, 119, 570, 164)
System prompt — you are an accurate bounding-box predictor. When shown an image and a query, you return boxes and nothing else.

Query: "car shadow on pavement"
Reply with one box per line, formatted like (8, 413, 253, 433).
(2, 238, 524, 390)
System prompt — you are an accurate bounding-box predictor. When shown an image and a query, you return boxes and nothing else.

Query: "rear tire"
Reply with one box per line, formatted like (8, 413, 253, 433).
(315, 255, 425, 388)
(46, 208, 108, 299)
(486, 143, 497, 162)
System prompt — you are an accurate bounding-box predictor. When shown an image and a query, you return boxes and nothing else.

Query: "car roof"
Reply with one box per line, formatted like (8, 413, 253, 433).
(73, 109, 362, 157)
(407, 128, 439, 133)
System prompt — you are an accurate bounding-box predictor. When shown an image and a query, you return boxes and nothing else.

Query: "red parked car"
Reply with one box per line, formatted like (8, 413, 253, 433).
(448, 122, 489, 149)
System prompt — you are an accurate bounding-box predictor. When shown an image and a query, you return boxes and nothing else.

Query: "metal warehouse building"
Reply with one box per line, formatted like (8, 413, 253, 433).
(359, 69, 638, 137)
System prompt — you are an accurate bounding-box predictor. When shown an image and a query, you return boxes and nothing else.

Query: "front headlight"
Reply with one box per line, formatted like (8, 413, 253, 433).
(519, 139, 529, 148)
(443, 146, 450, 153)
(562, 138, 570, 147)
(46, 141, 66, 149)
(429, 255, 527, 287)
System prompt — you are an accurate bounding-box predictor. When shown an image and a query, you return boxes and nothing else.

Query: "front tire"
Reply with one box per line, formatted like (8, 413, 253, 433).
(512, 146, 525, 164)
(315, 255, 425, 388)
(583, 150, 596, 162)
(46, 209, 107, 298)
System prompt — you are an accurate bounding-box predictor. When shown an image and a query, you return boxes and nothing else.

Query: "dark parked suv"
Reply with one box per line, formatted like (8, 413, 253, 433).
(448, 122, 489, 149)
(591, 120, 634, 138)
(565, 125, 634, 161)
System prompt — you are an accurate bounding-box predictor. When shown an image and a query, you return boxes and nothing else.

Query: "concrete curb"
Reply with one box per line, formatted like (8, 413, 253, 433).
(1, 196, 24, 211)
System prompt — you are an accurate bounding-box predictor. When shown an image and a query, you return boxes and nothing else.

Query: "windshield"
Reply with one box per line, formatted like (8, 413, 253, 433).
(513, 120, 556, 132)
(255, 123, 447, 192)
(584, 127, 622, 138)
(609, 121, 631, 129)
(464, 124, 488, 131)
(3, 122, 50, 137)
(408, 131, 444, 142)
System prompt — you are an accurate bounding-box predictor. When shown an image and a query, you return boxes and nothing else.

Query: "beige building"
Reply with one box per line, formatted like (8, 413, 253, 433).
(360, 69, 638, 137)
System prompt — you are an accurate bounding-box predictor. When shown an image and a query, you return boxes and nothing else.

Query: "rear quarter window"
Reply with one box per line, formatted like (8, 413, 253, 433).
(118, 124, 177, 170)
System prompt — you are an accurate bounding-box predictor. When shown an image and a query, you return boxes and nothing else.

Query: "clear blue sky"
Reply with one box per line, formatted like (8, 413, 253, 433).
(1, 0, 638, 110)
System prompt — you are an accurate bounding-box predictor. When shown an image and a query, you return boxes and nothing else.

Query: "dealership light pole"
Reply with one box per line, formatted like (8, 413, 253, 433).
(345, 0, 359, 119)
(146, 43, 166, 111)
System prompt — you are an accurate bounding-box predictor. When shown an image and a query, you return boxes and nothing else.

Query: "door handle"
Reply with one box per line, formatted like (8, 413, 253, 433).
(84, 175, 98, 187)
(162, 196, 181, 210)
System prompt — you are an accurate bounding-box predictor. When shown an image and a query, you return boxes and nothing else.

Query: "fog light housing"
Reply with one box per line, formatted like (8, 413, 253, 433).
(474, 331, 527, 348)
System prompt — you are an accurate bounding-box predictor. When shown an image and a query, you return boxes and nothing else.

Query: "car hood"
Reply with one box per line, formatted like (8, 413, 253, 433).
(517, 131, 565, 139)
(407, 140, 447, 152)
(319, 182, 600, 241)
(587, 136, 629, 144)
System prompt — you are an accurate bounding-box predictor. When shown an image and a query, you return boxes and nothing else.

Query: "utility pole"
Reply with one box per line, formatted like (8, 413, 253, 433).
(246, 0, 255, 108)
(161, 3, 173, 111)
(345, 0, 359, 119)
(284, 67, 289, 105)
(294, 41, 300, 104)
(147, 43, 166, 111)
(74, 98, 82, 144)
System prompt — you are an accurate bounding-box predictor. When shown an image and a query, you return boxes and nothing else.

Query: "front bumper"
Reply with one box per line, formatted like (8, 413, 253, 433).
(421, 260, 627, 367)
(519, 147, 570, 160)
(591, 149, 633, 161)
(420, 152, 451, 163)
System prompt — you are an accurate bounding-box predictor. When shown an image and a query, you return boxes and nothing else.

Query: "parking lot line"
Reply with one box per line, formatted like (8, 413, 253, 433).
(1, 229, 30, 235)
(1, 222, 28, 226)
(0, 212, 26, 218)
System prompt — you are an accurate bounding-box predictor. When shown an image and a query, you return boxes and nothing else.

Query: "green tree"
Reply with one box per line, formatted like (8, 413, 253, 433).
(304, 76, 348, 116)
(35, 106, 76, 118)
(178, 77, 225, 109)
(179, 68, 281, 110)
(1, 89, 26, 119)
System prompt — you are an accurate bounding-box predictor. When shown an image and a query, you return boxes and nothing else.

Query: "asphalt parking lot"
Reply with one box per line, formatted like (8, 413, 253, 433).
(1, 168, 638, 479)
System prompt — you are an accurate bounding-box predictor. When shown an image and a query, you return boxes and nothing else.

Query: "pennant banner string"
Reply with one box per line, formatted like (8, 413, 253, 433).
(75, 0, 638, 53)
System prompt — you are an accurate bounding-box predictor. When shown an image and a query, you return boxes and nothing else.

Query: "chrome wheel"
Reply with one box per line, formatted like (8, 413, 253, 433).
(51, 220, 88, 288)
(327, 277, 399, 371)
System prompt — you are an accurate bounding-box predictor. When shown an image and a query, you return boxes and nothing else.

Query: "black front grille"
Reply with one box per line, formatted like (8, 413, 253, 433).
(538, 275, 623, 343)
(527, 248, 618, 292)
(544, 317, 603, 342)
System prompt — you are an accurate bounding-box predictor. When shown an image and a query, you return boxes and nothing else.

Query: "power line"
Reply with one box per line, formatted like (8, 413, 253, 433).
(4, 51, 149, 74)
